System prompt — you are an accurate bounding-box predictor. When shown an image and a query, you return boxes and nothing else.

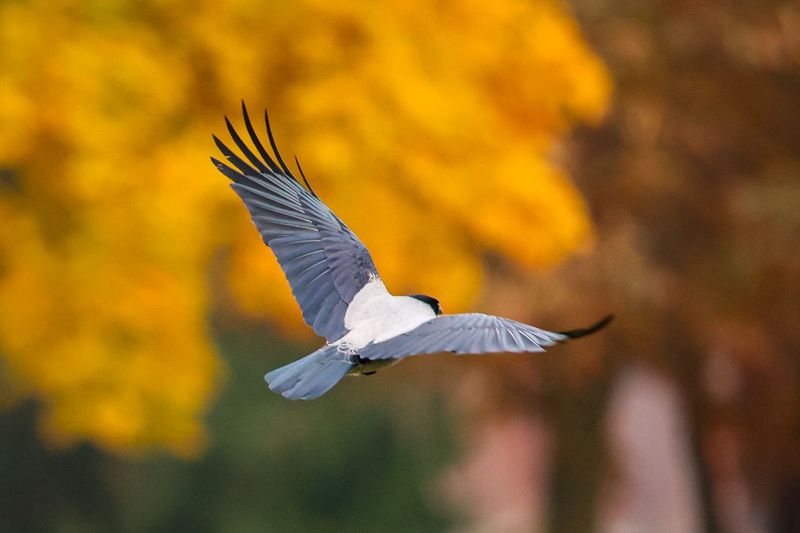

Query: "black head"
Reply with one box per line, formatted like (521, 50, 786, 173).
(409, 294, 443, 315)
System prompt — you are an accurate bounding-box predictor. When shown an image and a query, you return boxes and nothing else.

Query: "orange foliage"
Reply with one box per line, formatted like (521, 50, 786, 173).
(0, 0, 610, 455)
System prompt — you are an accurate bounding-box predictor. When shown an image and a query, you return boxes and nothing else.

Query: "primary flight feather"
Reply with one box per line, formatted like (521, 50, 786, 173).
(211, 103, 612, 400)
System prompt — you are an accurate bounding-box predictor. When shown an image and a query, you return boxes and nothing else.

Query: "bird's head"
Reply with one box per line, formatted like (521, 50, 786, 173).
(409, 294, 443, 315)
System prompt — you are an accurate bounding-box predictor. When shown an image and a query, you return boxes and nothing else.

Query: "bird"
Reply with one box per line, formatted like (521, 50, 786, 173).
(211, 103, 613, 400)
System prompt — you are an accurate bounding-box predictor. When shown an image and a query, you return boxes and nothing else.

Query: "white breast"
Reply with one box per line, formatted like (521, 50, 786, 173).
(333, 277, 436, 354)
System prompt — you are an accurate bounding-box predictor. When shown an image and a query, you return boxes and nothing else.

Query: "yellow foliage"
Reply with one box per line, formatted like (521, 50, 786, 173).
(0, 0, 610, 455)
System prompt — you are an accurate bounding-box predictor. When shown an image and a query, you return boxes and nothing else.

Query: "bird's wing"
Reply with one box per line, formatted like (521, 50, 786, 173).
(211, 103, 378, 342)
(358, 313, 613, 360)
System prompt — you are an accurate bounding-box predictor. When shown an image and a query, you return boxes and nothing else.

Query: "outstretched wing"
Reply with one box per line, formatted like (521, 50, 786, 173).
(358, 314, 613, 360)
(211, 103, 378, 342)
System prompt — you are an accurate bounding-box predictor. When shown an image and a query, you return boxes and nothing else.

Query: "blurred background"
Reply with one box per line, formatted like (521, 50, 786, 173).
(1, 0, 798, 531)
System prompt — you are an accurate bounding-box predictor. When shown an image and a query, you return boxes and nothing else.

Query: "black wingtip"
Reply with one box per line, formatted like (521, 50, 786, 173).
(240, 101, 282, 174)
(558, 314, 614, 340)
(211, 134, 227, 152)
(294, 155, 318, 198)
(264, 109, 297, 179)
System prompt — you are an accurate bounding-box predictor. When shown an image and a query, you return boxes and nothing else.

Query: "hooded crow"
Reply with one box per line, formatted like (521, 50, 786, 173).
(211, 103, 613, 400)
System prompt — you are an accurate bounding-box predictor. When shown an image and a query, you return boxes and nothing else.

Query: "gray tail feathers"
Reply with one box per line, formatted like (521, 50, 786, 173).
(265, 346, 355, 400)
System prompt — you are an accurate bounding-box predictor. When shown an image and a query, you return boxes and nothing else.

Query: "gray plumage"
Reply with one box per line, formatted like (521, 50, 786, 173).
(264, 345, 354, 400)
(357, 313, 569, 360)
(211, 104, 613, 401)
(211, 103, 378, 342)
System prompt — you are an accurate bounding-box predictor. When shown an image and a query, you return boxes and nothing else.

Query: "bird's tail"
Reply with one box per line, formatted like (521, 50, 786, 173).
(265, 345, 355, 400)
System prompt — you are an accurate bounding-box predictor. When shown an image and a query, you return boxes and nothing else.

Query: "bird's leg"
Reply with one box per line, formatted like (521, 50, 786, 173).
(346, 354, 400, 376)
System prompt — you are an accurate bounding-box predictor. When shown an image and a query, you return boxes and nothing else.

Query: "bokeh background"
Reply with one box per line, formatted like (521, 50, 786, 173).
(1, 0, 798, 531)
